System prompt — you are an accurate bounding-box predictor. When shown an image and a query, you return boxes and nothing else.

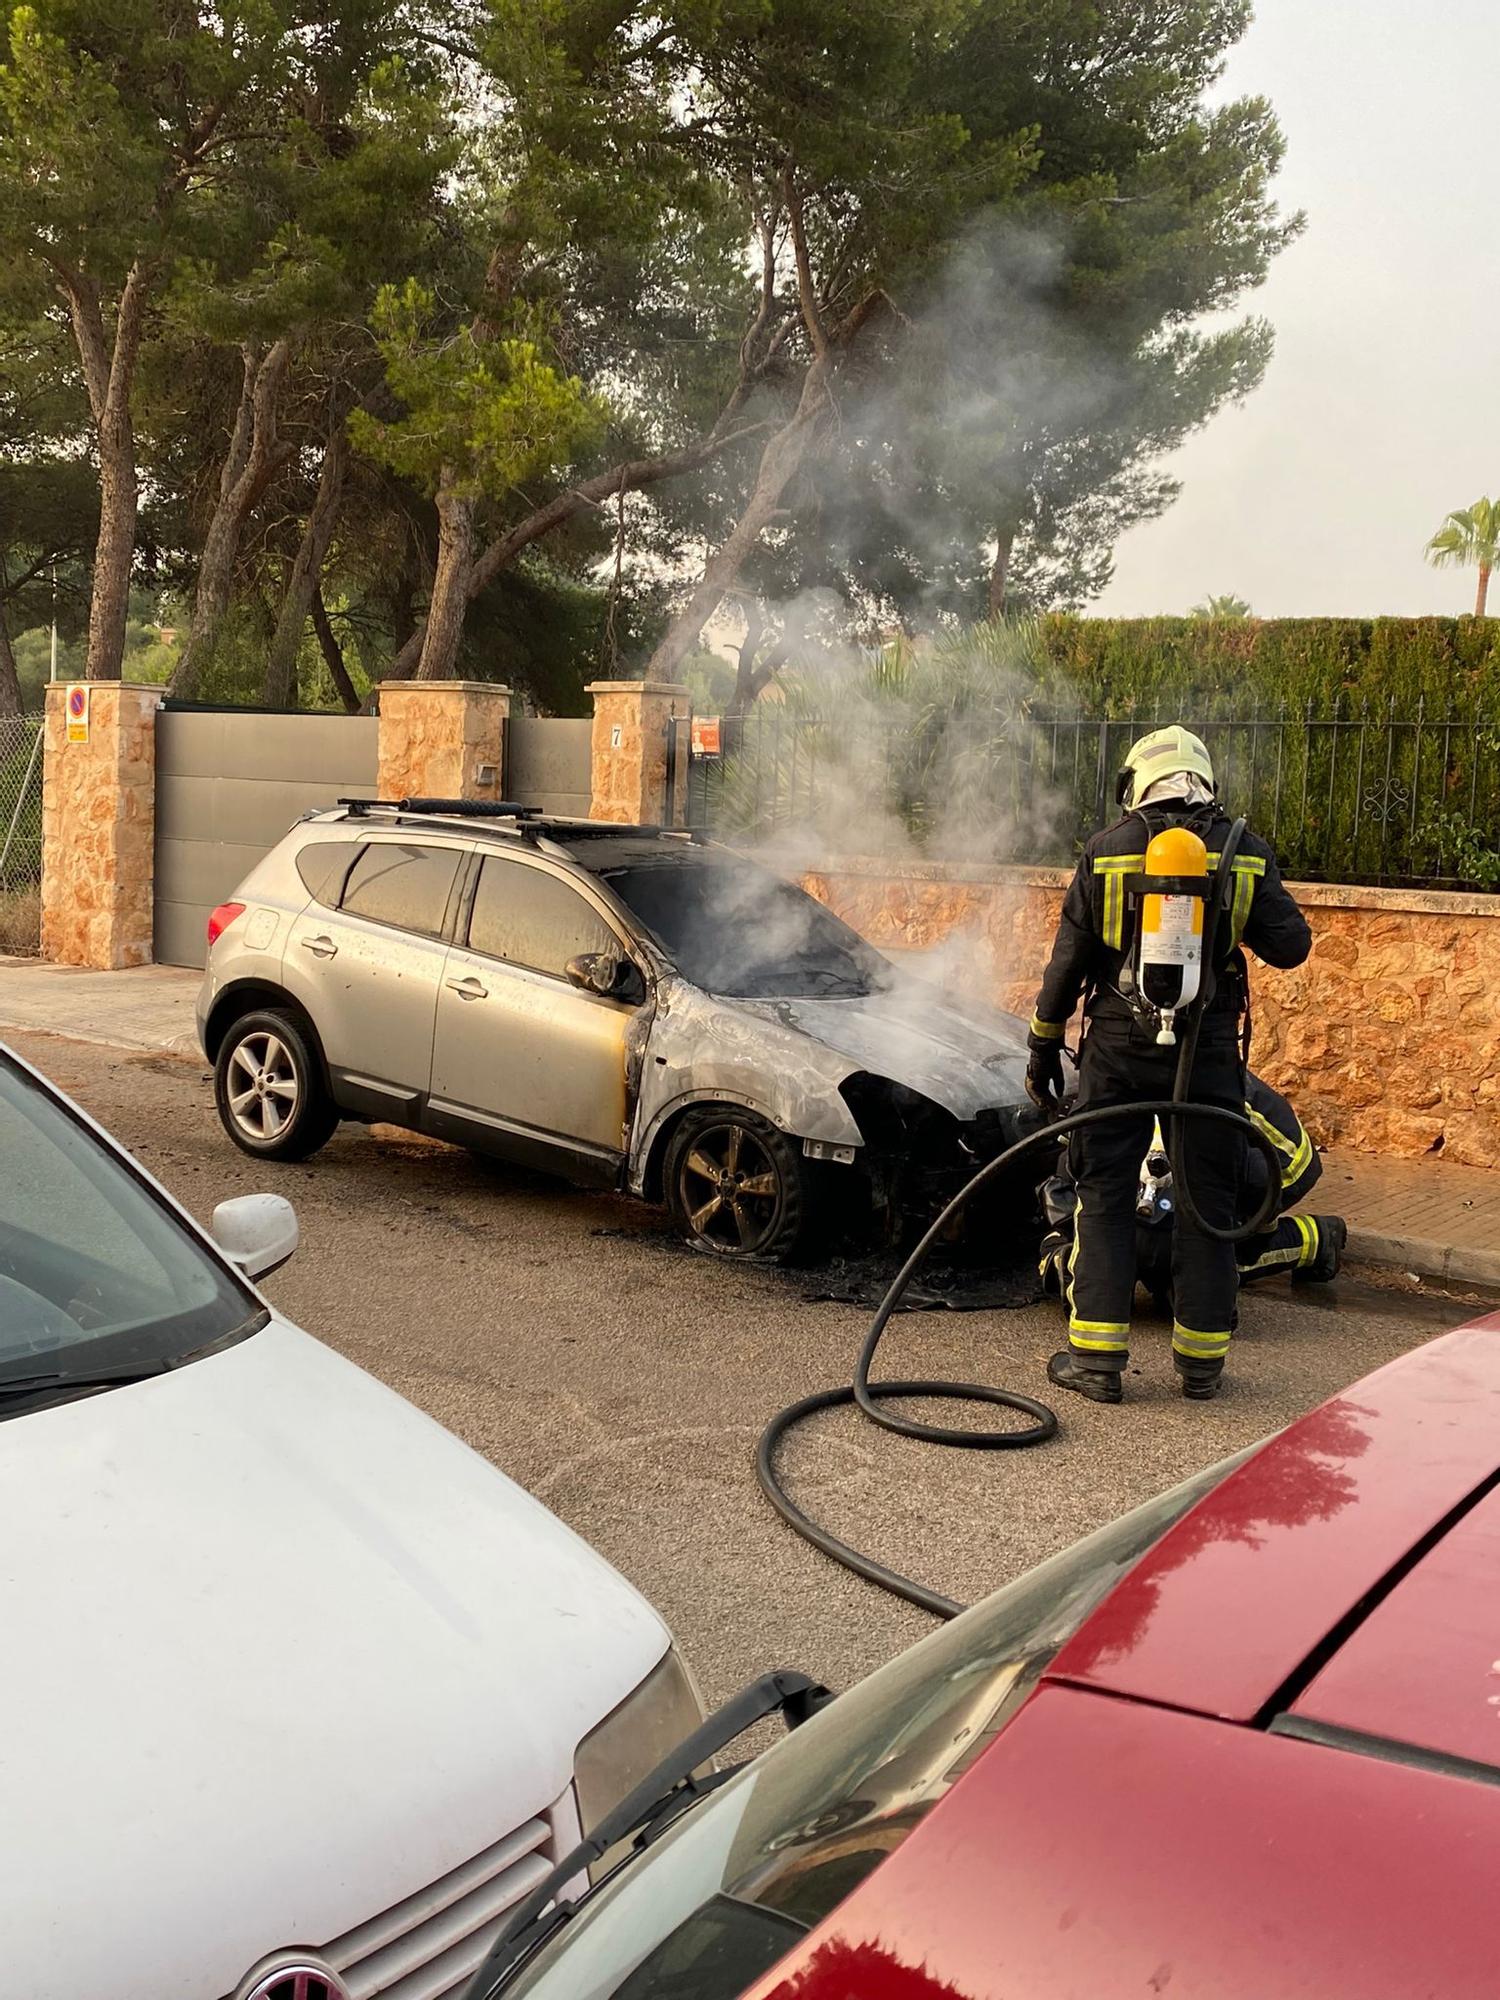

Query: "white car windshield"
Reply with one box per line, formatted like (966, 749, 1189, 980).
(0, 1055, 258, 1390)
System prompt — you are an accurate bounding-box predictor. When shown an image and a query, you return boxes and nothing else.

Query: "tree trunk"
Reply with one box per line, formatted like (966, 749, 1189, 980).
(172, 339, 293, 698)
(415, 471, 475, 680)
(988, 525, 1017, 618)
(1477, 564, 1491, 618)
(311, 584, 361, 714)
(87, 406, 140, 684)
(261, 428, 348, 707)
(645, 362, 832, 685)
(0, 599, 21, 718)
(383, 410, 770, 678)
(61, 263, 155, 683)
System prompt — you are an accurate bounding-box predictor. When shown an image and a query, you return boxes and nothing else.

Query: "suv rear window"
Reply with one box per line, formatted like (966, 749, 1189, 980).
(468, 857, 620, 978)
(340, 841, 462, 938)
(296, 840, 361, 907)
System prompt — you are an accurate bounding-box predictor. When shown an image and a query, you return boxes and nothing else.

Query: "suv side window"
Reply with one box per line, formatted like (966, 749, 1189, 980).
(296, 840, 362, 908)
(469, 857, 621, 979)
(340, 841, 462, 939)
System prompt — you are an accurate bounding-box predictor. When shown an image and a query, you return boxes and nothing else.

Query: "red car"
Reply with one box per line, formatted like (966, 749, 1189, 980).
(470, 1320, 1500, 2000)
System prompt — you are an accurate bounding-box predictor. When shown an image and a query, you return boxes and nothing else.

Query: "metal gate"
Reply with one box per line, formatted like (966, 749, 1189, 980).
(505, 716, 593, 817)
(154, 706, 378, 968)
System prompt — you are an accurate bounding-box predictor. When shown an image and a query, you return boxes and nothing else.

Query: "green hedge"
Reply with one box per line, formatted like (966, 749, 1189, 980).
(1038, 615, 1500, 715)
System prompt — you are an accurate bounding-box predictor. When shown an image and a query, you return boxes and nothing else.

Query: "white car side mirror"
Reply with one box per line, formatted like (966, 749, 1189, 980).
(212, 1193, 299, 1282)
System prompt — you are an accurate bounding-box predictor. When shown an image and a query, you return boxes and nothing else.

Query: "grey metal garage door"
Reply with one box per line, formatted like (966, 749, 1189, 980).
(506, 716, 592, 817)
(154, 708, 378, 968)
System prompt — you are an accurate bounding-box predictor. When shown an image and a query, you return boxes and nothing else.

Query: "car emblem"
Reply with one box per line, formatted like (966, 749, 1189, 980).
(242, 1958, 352, 2000)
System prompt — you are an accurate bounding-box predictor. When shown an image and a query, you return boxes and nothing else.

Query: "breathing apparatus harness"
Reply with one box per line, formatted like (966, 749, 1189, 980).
(755, 814, 1285, 1621)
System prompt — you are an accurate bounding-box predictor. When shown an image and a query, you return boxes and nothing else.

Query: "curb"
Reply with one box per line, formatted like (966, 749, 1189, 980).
(1346, 1225, 1500, 1290)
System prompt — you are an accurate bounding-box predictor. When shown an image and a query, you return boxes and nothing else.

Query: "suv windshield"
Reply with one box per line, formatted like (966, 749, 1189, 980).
(488, 1451, 1250, 2000)
(0, 1055, 259, 1393)
(602, 858, 887, 999)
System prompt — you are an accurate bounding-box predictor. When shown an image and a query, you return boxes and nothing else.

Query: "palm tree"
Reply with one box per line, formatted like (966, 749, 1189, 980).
(1425, 497, 1500, 615)
(1189, 593, 1253, 618)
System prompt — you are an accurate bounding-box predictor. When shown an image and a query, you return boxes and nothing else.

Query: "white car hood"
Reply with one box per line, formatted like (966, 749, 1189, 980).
(0, 1318, 668, 2000)
(734, 977, 1030, 1120)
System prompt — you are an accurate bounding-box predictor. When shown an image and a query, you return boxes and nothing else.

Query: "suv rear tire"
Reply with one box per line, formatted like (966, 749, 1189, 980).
(214, 1008, 339, 1162)
(665, 1106, 817, 1263)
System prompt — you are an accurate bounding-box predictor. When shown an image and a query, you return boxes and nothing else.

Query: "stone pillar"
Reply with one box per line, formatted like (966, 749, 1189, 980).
(376, 680, 511, 803)
(40, 681, 162, 969)
(587, 680, 690, 825)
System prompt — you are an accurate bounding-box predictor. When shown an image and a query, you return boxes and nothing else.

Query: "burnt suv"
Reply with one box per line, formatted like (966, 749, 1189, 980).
(197, 802, 1035, 1260)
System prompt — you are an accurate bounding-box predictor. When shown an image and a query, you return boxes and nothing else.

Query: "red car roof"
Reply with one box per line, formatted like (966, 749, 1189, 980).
(740, 1683, 1500, 2000)
(1045, 1318, 1500, 1722)
(1289, 1476, 1500, 1773)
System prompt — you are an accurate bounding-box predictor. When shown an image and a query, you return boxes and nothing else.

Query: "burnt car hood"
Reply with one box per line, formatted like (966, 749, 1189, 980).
(732, 977, 1029, 1120)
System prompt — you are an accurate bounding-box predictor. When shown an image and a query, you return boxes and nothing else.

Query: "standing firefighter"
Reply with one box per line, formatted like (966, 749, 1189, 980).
(1026, 725, 1312, 1403)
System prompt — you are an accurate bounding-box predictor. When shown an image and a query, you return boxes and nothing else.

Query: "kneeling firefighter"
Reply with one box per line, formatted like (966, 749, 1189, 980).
(1026, 725, 1312, 1403)
(1037, 1069, 1348, 1304)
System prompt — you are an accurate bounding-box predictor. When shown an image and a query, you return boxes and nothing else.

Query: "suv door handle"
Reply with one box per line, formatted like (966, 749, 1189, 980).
(446, 975, 488, 1001)
(301, 934, 338, 959)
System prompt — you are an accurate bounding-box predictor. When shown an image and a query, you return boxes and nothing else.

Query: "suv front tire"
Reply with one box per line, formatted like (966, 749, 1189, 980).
(214, 1008, 340, 1162)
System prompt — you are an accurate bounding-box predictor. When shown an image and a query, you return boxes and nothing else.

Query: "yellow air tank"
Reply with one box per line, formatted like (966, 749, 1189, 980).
(1137, 825, 1209, 1044)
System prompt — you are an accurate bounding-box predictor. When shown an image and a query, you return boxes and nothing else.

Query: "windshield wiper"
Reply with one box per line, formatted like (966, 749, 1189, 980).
(464, 1669, 834, 2000)
(0, 1358, 179, 1404)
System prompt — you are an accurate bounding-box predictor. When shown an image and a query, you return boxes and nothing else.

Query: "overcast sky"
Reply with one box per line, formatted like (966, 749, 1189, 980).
(1094, 0, 1499, 620)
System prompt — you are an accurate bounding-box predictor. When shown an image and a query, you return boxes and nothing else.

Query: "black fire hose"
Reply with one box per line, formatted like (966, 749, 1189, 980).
(755, 1098, 1282, 1620)
(756, 820, 1283, 1621)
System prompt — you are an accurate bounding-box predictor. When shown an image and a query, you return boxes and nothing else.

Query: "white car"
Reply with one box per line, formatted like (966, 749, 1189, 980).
(0, 1042, 701, 2000)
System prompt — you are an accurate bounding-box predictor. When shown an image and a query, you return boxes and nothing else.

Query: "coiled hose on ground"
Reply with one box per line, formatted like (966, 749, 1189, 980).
(755, 819, 1285, 1620)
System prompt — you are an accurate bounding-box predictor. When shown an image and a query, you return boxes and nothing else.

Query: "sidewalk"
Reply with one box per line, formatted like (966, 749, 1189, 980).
(0, 958, 202, 1057)
(3, 955, 1499, 1290)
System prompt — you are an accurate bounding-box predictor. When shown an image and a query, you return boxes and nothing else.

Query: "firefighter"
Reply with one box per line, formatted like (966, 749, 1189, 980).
(1234, 1072, 1347, 1283)
(1026, 724, 1312, 1402)
(1037, 1071, 1347, 1303)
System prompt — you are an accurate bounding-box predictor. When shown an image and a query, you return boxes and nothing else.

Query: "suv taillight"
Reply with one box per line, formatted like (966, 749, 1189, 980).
(207, 901, 245, 948)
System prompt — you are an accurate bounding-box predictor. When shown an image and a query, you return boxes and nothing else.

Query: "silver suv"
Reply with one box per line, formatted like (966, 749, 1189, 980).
(198, 801, 1034, 1261)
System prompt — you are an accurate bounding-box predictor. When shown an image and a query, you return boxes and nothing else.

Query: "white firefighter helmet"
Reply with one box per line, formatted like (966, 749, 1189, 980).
(1118, 724, 1216, 809)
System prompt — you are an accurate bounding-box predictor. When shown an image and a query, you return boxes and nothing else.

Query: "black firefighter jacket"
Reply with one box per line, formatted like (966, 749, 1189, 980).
(1029, 808, 1312, 1049)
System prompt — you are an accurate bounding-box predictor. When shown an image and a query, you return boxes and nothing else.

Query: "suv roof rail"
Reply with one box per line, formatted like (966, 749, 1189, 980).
(337, 796, 543, 820)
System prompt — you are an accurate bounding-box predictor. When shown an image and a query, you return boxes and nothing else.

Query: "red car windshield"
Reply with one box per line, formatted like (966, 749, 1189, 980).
(489, 1451, 1250, 2000)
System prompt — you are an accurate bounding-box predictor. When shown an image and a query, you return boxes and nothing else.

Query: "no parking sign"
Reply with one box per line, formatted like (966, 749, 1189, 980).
(66, 683, 90, 743)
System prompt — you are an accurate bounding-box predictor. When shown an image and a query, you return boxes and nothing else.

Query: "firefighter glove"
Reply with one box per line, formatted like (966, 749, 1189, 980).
(1026, 1044, 1065, 1111)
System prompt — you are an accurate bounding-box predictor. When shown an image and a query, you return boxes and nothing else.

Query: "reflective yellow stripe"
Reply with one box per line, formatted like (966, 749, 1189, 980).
(1070, 1329, 1131, 1354)
(1229, 863, 1257, 947)
(1246, 1104, 1314, 1188)
(1069, 1318, 1132, 1335)
(1206, 852, 1266, 873)
(1241, 1240, 1304, 1274)
(1295, 1214, 1320, 1267)
(1172, 1322, 1232, 1358)
(1095, 855, 1144, 951)
(1030, 1015, 1065, 1041)
(1246, 1104, 1297, 1158)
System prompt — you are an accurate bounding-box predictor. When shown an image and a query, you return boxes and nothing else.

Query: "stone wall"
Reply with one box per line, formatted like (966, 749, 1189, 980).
(376, 680, 509, 803)
(40, 682, 161, 969)
(801, 859, 1500, 1167)
(587, 680, 689, 824)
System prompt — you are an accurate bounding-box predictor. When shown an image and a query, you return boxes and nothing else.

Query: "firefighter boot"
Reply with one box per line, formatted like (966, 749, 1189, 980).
(1047, 1351, 1124, 1406)
(1292, 1216, 1347, 1285)
(1177, 1360, 1224, 1401)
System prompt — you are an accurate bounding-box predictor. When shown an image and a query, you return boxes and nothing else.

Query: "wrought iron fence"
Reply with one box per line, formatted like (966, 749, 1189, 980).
(684, 695, 1500, 892)
(0, 712, 43, 889)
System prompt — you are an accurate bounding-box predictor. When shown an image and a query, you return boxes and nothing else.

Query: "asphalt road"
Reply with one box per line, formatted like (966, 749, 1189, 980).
(13, 1026, 1487, 1711)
